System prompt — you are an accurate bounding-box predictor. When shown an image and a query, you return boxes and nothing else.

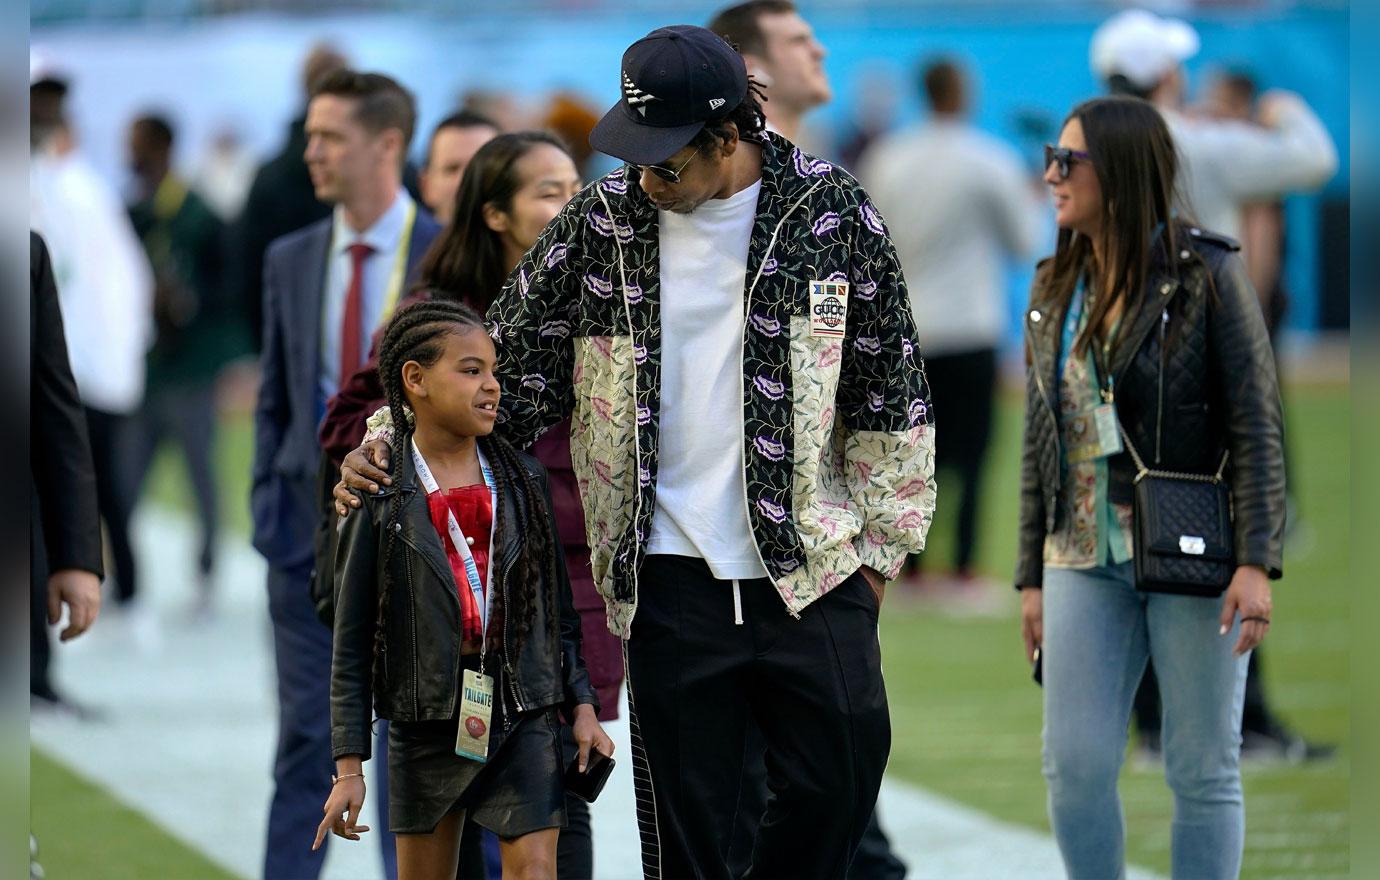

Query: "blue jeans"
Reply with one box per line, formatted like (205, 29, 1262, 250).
(1041, 562, 1249, 880)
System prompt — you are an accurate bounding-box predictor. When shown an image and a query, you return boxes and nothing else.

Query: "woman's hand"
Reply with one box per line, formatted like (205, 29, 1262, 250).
(312, 774, 369, 850)
(1019, 587, 1043, 662)
(571, 703, 615, 773)
(333, 439, 394, 517)
(1220, 565, 1272, 656)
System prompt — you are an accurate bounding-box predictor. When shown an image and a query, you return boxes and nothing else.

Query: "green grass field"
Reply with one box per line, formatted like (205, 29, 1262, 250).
(119, 382, 1354, 877)
(30, 749, 240, 880)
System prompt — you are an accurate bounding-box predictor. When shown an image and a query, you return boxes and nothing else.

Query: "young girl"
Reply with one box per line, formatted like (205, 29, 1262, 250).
(314, 299, 613, 880)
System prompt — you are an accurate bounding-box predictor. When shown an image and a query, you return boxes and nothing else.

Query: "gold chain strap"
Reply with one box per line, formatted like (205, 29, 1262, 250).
(1117, 423, 1229, 485)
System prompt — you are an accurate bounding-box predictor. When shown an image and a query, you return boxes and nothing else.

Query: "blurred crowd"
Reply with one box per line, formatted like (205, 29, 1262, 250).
(29, 2, 1341, 879)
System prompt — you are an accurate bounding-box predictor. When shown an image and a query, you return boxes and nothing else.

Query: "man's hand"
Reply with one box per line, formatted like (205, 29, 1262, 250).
(858, 565, 886, 610)
(333, 439, 394, 517)
(1019, 586, 1043, 662)
(47, 568, 101, 642)
(571, 703, 615, 773)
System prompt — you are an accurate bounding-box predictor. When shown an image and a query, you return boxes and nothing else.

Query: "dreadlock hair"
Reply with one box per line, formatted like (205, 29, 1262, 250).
(372, 299, 555, 679)
(686, 76, 770, 155)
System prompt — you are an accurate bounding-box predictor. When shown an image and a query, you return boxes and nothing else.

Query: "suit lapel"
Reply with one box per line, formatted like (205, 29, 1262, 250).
(294, 221, 332, 408)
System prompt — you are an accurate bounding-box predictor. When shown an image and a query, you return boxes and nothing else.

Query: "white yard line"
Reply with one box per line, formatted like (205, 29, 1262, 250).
(33, 507, 1163, 879)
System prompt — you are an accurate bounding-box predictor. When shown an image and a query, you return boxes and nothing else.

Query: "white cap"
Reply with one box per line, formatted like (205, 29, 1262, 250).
(29, 47, 67, 86)
(1090, 9, 1200, 91)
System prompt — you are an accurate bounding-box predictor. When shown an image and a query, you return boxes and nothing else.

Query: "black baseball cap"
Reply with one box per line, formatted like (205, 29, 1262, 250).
(589, 24, 749, 166)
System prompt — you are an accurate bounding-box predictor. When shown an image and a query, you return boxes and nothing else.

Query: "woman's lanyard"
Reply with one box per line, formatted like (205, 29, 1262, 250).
(1062, 276, 1119, 404)
(409, 439, 499, 662)
(380, 200, 417, 320)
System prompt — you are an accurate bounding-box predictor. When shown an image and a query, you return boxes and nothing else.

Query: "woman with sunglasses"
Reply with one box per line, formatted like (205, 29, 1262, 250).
(1017, 96, 1285, 879)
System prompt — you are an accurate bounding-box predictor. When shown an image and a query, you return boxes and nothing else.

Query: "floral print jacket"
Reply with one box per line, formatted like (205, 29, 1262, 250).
(487, 133, 935, 637)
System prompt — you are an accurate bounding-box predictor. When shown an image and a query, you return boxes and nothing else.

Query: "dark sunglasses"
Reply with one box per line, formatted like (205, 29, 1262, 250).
(639, 150, 698, 185)
(1044, 144, 1092, 181)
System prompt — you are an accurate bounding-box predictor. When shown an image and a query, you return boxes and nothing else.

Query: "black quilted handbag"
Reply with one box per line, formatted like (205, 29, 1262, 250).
(1121, 425, 1234, 597)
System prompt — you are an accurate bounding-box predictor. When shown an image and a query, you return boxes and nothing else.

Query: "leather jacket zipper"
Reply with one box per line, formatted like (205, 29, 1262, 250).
(499, 545, 522, 729)
(401, 544, 418, 718)
(395, 526, 461, 716)
(1156, 308, 1168, 463)
(1023, 317, 1062, 466)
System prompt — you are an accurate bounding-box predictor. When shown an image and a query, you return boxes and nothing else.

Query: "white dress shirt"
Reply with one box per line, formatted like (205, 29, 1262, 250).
(319, 189, 414, 403)
(30, 151, 154, 414)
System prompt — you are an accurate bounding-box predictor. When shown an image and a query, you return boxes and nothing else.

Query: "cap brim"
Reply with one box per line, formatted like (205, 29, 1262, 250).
(588, 99, 706, 166)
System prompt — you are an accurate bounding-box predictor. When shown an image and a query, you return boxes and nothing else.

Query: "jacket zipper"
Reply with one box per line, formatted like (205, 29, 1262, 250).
(738, 181, 823, 621)
(499, 540, 523, 728)
(1156, 308, 1168, 463)
(1023, 317, 1062, 467)
(595, 185, 645, 633)
(401, 544, 418, 718)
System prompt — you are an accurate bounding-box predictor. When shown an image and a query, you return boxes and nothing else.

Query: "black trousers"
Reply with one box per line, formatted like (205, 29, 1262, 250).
(625, 556, 890, 880)
(908, 348, 996, 573)
(85, 406, 139, 602)
(129, 383, 220, 578)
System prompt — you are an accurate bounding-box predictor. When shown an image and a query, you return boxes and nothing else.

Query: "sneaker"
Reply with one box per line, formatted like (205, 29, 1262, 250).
(1132, 730, 1163, 772)
(1240, 727, 1337, 765)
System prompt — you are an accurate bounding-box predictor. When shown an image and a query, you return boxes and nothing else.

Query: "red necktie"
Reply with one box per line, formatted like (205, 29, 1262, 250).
(339, 242, 375, 384)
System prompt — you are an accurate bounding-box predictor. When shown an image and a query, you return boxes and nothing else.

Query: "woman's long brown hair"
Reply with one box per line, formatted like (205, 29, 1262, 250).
(1038, 96, 1187, 358)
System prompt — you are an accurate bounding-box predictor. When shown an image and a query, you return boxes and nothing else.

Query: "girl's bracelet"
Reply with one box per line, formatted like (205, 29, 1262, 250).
(331, 772, 364, 785)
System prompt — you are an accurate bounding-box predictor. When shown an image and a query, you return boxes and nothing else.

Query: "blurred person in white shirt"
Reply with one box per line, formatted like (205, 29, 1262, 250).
(859, 56, 1042, 594)
(1090, 9, 1337, 241)
(29, 55, 154, 616)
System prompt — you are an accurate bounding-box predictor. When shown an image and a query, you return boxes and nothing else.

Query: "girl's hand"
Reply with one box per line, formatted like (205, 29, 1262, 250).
(1220, 565, 1272, 656)
(572, 703, 615, 773)
(1019, 587, 1043, 662)
(312, 776, 369, 850)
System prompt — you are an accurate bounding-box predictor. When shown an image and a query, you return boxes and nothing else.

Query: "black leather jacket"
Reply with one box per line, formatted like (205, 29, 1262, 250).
(330, 441, 598, 760)
(1016, 225, 1286, 589)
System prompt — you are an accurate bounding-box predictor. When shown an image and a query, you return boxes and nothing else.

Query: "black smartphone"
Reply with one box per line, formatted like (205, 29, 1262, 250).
(564, 747, 615, 804)
(1032, 647, 1043, 687)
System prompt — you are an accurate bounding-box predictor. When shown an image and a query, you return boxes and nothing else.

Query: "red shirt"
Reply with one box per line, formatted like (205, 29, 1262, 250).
(425, 484, 492, 642)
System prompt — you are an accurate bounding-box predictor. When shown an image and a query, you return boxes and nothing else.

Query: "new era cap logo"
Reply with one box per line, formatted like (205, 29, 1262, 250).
(622, 71, 660, 117)
(708, 97, 727, 110)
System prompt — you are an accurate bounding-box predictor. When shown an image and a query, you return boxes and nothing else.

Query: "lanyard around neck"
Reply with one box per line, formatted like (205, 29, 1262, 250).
(409, 438, 499, 637)
(381, 199, 417, 320)
(1064, 276, 1120, 403)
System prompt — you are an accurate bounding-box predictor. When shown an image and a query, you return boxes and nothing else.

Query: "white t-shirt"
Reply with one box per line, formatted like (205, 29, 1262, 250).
(857, 120, 1041, 356)
(646, 178, 769, 580)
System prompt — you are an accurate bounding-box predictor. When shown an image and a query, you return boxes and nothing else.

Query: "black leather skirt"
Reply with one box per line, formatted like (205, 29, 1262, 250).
(386, 654, 566, 836)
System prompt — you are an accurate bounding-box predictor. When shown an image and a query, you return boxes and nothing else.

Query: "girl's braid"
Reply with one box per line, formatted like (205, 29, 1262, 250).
(370, 299, 485, 686)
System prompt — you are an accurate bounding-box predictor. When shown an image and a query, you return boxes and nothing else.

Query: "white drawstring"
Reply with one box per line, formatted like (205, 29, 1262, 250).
(732, 580, 744, 626)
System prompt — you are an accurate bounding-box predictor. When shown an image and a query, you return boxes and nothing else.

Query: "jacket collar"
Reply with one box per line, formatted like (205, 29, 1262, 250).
(597, 131, 828, 227)
(1025, 245, 1184, 392)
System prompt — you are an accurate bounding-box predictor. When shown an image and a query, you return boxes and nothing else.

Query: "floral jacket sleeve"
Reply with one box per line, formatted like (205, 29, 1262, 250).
(838, 197, 936, 581)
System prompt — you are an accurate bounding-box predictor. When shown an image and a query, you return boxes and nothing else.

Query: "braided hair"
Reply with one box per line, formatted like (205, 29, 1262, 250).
(372, 299, 555, 680)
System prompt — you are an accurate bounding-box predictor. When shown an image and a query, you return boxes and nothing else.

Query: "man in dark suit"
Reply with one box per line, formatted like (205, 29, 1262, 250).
(252, 69, 439, 880)
(31, 232, 104, 706)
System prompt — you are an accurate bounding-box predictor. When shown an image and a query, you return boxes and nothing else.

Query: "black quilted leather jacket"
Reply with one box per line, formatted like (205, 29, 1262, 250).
(330, 441, 598, 760)
(1015, 225, 1286, 589)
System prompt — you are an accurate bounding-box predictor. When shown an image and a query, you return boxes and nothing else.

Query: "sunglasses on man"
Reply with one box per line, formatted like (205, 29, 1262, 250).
(639, 150, 698, 185)
(1044, 144, 1092, 181)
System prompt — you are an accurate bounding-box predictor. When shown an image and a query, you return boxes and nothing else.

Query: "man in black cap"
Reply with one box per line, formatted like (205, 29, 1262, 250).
(338, 25, 934, 877)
